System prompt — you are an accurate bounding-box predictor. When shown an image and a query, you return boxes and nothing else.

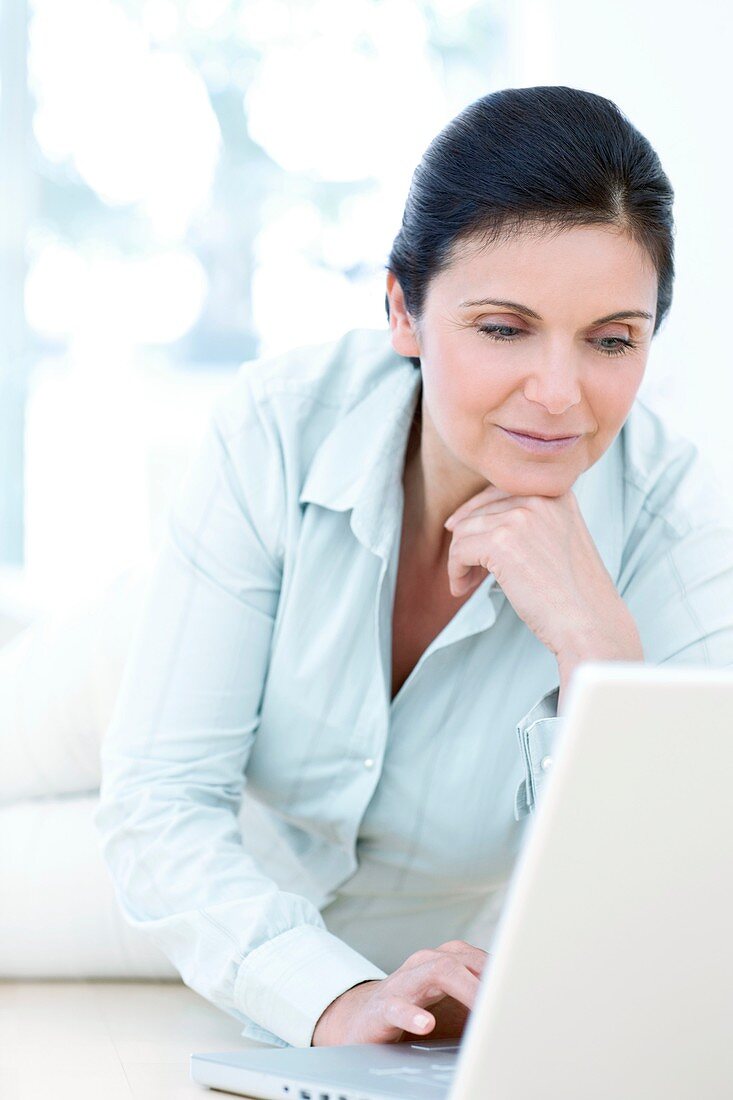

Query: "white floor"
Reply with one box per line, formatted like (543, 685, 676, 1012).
(0, 980, 266, 1099)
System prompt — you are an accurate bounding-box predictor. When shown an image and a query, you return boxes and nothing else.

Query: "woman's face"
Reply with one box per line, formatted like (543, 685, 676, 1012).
(388, 223, 658, 498)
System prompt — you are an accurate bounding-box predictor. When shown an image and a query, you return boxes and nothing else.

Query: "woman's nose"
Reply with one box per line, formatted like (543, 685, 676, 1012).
(522, 358, 582, 415)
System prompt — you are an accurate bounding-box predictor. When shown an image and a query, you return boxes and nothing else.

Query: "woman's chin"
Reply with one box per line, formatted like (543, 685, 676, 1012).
(488, 465, 580, 499)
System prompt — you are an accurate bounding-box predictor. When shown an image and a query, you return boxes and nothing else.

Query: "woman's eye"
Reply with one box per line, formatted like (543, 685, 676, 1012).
(477, 324, 523, 341)
(594, 336, 636, 357)
(476, 324, 636, 358)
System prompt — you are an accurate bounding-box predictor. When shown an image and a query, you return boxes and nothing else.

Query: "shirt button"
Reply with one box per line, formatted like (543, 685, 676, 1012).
(540, 755, 553, 772)
(363, 757, 375, 769)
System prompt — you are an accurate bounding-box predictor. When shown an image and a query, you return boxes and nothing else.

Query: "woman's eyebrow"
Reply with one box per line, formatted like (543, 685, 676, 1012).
(459, 297, 654, 326)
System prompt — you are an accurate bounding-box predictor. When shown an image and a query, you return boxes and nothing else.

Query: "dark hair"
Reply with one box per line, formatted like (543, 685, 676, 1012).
(385, 85, 675, 369)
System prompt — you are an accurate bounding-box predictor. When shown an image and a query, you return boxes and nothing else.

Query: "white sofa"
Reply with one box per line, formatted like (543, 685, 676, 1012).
(0, 560, 329, 979)
(0, 562, 181, 977)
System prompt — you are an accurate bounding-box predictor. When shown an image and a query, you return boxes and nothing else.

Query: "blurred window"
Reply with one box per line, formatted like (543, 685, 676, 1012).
(1, 0, 507, 607)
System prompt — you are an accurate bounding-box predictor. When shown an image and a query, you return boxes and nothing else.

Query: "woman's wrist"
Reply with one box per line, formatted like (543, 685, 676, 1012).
(311, 980, 380, 1046)
(556, 605, 644, 713)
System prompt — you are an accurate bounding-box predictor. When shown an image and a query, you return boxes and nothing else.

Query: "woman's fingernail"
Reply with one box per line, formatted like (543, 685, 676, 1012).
(413, 1013, 430, 1029)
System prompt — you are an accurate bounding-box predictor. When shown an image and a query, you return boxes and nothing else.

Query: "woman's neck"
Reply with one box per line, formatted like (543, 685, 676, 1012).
(401, 398, 491, 570)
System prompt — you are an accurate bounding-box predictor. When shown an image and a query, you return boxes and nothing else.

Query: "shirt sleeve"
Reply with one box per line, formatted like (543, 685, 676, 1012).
(514, 686, 561, 820)
(93, 370, 386, 1050)
(513, 443, 733, 820)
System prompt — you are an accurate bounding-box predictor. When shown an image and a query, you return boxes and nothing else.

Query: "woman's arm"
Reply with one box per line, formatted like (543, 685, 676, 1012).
(94, 370, 386, 1049)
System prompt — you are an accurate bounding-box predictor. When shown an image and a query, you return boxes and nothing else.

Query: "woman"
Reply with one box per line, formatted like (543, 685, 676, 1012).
(95, 86, 733, 1051)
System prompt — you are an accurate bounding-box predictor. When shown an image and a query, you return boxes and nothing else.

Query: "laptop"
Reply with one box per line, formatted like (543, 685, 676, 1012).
(191, 661, 733, 1099)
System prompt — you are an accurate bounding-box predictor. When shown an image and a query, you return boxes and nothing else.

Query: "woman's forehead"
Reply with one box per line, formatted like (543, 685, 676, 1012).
(429, 225, 657, 310)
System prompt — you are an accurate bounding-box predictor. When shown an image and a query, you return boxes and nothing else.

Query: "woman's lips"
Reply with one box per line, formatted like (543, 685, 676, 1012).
(499, 426, 582, 454)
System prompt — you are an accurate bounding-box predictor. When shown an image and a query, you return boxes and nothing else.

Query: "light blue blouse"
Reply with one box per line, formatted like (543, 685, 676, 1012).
(94, 326, 733, 1049)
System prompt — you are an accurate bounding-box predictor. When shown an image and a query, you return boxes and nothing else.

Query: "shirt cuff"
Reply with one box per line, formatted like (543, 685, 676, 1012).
(238, 1018, 290, 1049)
(233, 923, 388, 1048)
(514, 685, 562, 820)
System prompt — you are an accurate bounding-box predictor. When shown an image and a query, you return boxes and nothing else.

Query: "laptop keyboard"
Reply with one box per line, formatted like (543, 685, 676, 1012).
(367, 1044, 458, 1088)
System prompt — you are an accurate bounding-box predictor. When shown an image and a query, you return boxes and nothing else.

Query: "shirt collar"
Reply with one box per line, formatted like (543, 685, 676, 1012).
(298, 344, 625, 588)
(298, 355, 422, 560)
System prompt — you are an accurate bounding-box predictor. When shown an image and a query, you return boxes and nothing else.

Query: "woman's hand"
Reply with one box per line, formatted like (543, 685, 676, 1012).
(443, 485, 643, 701)
(311, 939, 489, 1047)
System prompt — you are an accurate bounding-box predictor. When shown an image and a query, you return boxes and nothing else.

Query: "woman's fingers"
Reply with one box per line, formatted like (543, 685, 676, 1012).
(450, 499, 533, 524)
(382, 996, 436, 1035)
(434, 939, 490, 978)
(403, 952, 483, 1013)
(378, 957, 480, 1040)
(445, 484, 512, 528)
(447, 527, 506, 594)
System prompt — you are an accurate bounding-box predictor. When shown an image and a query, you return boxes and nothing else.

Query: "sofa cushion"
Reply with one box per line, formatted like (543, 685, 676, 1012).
(0, 562, 153, 804)
(0, 793, 181, 977)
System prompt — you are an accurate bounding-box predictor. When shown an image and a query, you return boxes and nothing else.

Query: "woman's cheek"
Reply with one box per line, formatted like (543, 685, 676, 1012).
(589, 378, 640, 438)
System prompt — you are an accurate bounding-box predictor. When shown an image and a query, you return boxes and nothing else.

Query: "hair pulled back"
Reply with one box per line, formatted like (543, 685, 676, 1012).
(385, 85, 674, 368)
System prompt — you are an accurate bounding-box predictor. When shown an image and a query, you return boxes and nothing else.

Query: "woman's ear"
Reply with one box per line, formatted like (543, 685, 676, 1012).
(385, 272, 422, 361)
